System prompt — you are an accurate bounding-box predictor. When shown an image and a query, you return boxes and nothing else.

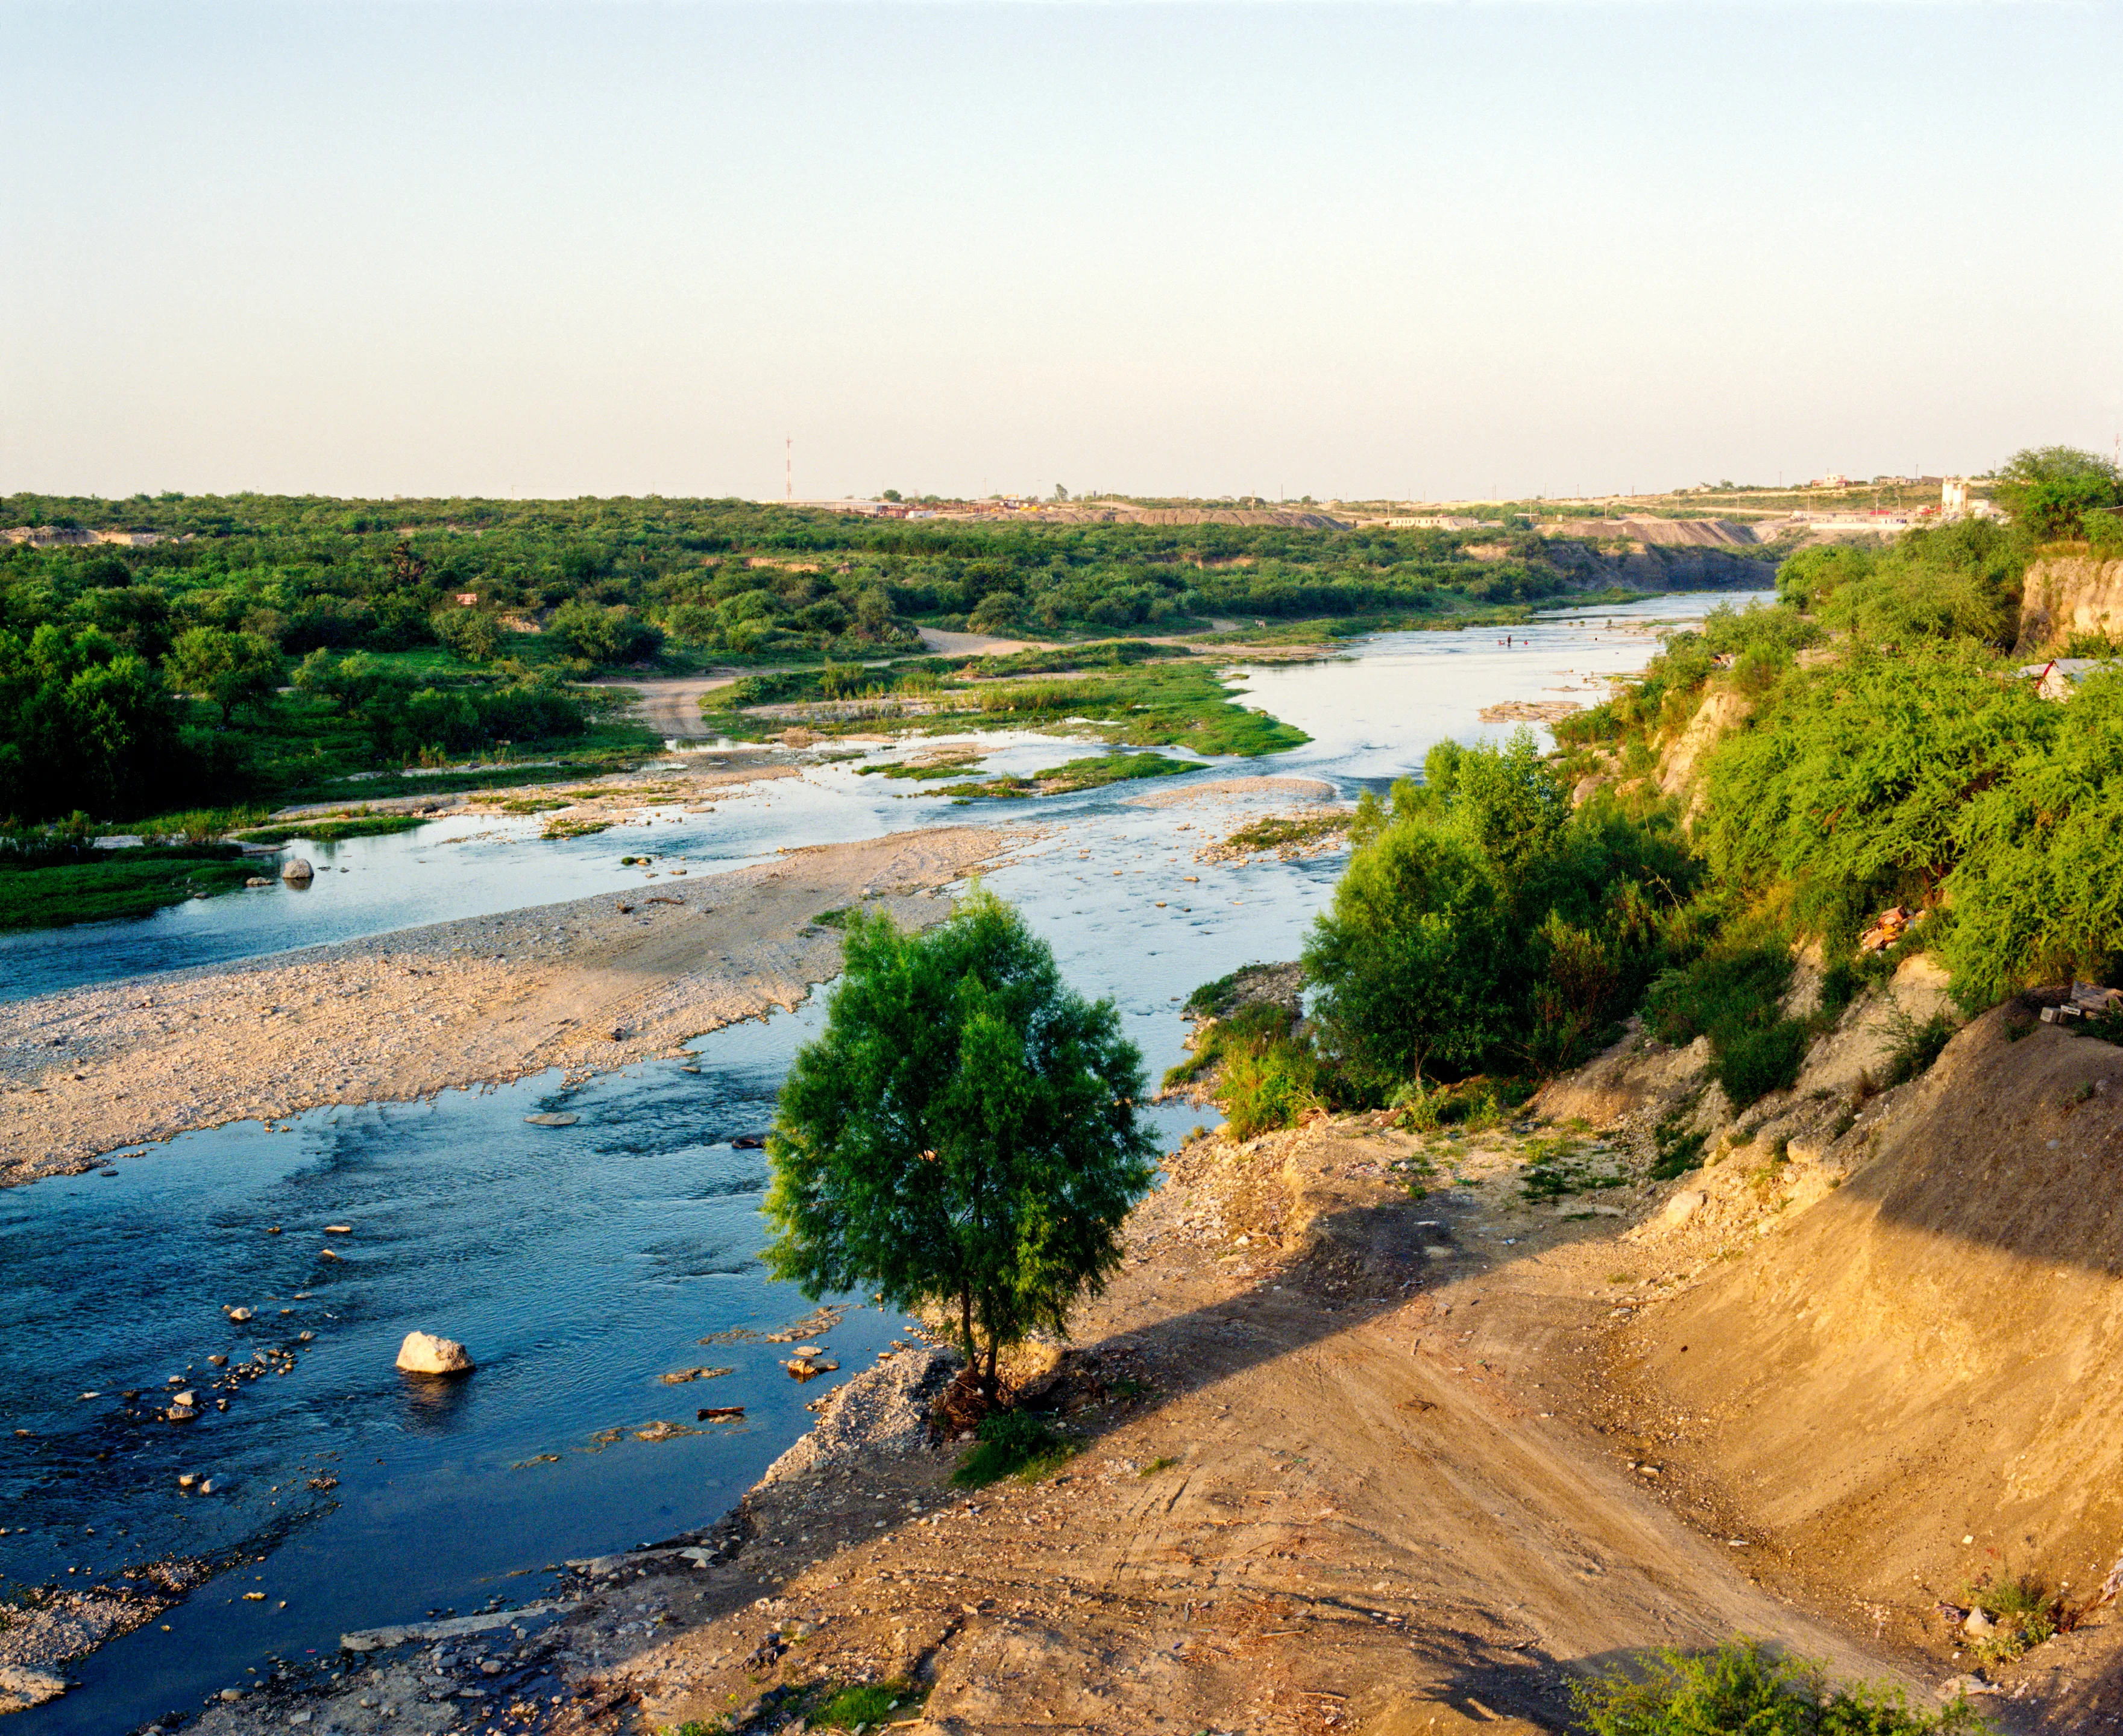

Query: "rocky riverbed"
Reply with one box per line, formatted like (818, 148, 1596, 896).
(0, 825, 1022, 1189)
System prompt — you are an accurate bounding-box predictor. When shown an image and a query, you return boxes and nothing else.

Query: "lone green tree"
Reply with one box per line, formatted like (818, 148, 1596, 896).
(763, 887, 1157, 1397)
(166, 626, 282, 725)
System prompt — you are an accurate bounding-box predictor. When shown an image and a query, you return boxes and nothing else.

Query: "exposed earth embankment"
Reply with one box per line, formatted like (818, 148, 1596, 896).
(177, 1116, 1913, 1736)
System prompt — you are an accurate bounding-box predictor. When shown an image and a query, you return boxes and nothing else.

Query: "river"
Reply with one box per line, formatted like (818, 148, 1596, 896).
(0, 594, 1760, 1734)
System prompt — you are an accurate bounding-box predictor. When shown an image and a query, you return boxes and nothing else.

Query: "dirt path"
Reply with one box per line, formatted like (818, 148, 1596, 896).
(196, 1120, 1935, 1736)
(917, 627, 1056, 657)
(591, 675, 744, 738)
(0, 825, 1021, 1187)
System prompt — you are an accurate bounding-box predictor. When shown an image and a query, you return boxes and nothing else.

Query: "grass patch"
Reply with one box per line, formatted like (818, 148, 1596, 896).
(951, 1410, 1077, 1488)
(1520, 1134, 1627, 1203)
(1140, 1455, 1178, 1475)
(714, 658, 1308, 758)
(857, 755, 986, 780)
(1163, 1002, 1318, 1140)
(0, 843, 261, 932)
(1878, 1006, 1957, 1087)
(1181, 962, 1297, 1021)
(1219, 811, 1352, 855)
(1396, 1075, 1529, 1134)
(964, 640, 1195, 677)
(233, 811, 428, 844)
(1647, 944, 1808, 1109)
(809, 1680, 924, 1729)
(475, 794, 573, 814)
(541, 817, 611, 839)
(812, 906, 857, 928)
(929, 751, 1194, 800)
(106, 805, 270, 842)
(1572, 1638, 1993, 1736)
(1963, 1577, 2059, 1667)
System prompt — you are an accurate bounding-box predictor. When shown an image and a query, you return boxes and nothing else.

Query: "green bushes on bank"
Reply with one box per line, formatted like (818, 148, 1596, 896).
(1571, 1639, 1992, 1736)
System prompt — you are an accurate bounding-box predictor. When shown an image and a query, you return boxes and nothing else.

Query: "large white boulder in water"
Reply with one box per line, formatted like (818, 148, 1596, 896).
(280, 857, 315, 883)
(395, 1331, 475, 1376)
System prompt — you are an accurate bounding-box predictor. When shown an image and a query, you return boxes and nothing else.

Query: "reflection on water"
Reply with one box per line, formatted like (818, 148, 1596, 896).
(0, 594, 1749, 1732)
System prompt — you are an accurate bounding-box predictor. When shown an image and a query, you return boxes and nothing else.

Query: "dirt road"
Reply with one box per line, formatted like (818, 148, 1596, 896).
(592, 675, 743, 738)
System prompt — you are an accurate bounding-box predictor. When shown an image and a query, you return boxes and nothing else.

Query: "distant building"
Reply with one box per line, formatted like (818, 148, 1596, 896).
(1942, 478, 1970, 514)
(1811, 474, 1849, 490)
(454, 591, 479, 606)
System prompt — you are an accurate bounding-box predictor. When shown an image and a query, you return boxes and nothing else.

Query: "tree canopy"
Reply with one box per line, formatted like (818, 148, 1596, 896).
(763, 887, 1157, 1392)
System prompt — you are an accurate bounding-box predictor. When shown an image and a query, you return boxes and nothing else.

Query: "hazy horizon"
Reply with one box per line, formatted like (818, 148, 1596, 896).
(4, 2, 2118, 505)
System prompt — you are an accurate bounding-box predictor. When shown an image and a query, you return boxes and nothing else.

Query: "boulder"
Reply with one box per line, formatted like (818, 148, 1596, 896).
(395, 1331, 476, 1376)
(0, 1666, 71, 1714)
(1662, 1189, 1709, 1227)
(280, 858, 315, 884)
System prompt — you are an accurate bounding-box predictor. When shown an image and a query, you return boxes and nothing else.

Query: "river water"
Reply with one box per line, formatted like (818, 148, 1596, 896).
(0, 594, 1758, 1734)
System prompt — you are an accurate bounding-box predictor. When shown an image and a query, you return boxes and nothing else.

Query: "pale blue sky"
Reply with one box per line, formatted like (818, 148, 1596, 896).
(4, 2, 2118, 502)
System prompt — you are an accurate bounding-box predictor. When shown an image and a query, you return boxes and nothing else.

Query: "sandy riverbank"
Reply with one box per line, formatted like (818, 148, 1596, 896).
(0, 824, 1022, 1187)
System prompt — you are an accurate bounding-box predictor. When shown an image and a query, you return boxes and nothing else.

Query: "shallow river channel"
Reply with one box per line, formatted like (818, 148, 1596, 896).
(0, 594, 1759, 1734)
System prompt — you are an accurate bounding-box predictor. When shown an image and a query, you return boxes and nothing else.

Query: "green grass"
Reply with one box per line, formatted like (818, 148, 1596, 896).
(105, 805, 270, 842)
(930, 751, 1194, 800)
(951, 1410, 1077, 1488)
(1879, 1007, 1957, 1087)
(233, 811, 428, 844)
(1519, 1135, 1628, 1203)
(808, 1681, 923, 1729)
(857, 755, 987, 780)
(1572, 1638, 1994, 1736)
(708, 656, 1307, 758)
(1219, 811, 1351, 854)
(0, 844, 262, 931)
(1963, 1577, 2058, 1667)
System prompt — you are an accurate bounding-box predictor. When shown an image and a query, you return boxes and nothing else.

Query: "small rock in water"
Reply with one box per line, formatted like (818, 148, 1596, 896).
(324, 1224, 353, 1234)
(318, 1248, 342, 1260)
(208, 1355, 228, 1366)
(177, 1473, 197, 1489)
(228, 1306, 254, 1322)
(396, 1331, 476, 1376)
(245, 876, 271, 887)
(524, 1112, 579, 1127)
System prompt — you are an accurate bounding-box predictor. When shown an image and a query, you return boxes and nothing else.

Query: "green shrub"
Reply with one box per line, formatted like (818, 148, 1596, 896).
(1700, 643, 2049, 945)
(1962, 1577, 2058, 1667)
(1878, 1007, 1957, 1087)
(1716, 1019, 1811, 1107)
(1646, 944, 1793, 1051)
(1217, 1033, 1321, 1139)
(1162, 1001, 1292, 1089)
(1570, 1638, 1993, 1736)
(951, 1410, 1075, 1488)
(1943, 673, 2123, 1005)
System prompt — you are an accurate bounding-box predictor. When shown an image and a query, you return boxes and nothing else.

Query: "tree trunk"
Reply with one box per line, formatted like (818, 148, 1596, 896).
(959, 1287, 976, 1373)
